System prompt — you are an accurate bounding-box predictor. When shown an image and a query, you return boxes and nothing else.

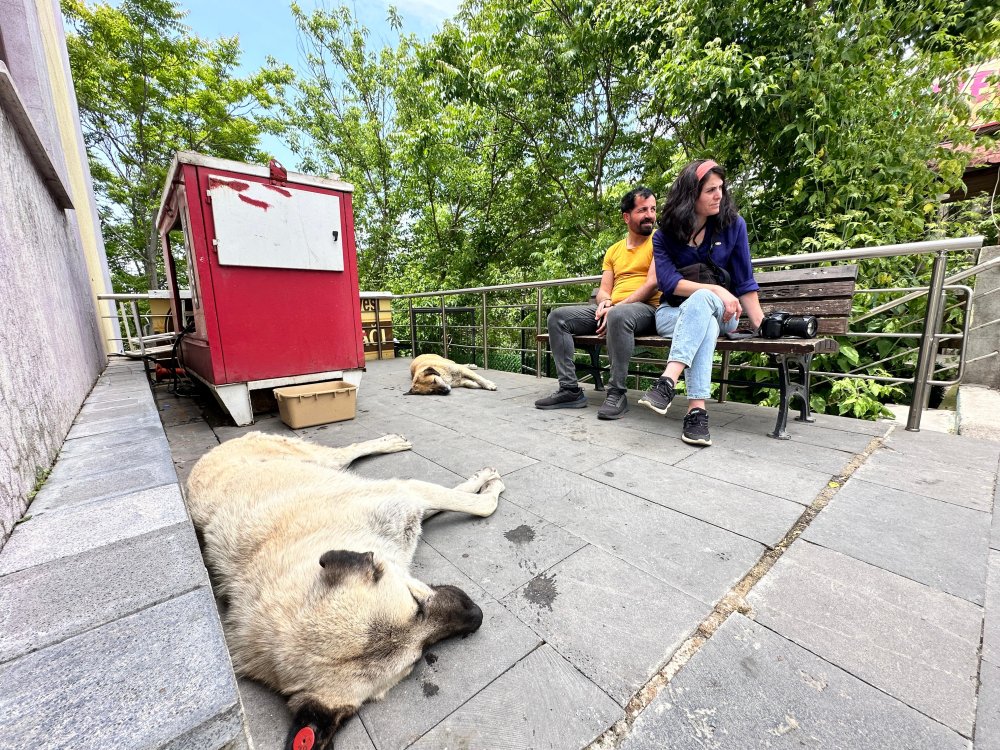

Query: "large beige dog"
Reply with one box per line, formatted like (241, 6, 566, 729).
(407, 353, 497, 395)
(185, 431, 503, 750)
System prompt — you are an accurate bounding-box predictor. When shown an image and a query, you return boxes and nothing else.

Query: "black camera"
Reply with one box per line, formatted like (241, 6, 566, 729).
(759, 310, 818, 339)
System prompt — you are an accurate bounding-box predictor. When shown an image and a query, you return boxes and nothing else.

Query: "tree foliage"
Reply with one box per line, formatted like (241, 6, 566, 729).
(63, 0, 292, 291)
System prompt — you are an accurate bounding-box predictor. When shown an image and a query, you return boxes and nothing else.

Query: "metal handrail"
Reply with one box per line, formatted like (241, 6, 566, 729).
(393, 237, 987, 432)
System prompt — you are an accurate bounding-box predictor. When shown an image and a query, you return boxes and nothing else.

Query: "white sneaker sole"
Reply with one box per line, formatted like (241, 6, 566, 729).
(681, 434, 712, 446)
(637, 396, 670, 416)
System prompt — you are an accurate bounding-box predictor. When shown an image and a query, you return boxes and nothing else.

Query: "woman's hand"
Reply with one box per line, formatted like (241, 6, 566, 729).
(715, 287, 742, 323)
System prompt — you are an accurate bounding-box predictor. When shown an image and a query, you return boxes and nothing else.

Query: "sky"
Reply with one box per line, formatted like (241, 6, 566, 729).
(182, 0, 462, 166)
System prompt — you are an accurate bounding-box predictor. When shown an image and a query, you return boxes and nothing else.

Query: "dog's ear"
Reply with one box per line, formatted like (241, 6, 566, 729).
(319, 550, 383, 586)
(421, 367, 441, 378)
(404, 388, 415, 395)
(285, 696, 356, 750)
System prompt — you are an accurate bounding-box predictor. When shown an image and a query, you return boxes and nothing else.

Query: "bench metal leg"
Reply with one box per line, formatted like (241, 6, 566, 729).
(587, 345, 605, 391)
(769, 353, 815, 439)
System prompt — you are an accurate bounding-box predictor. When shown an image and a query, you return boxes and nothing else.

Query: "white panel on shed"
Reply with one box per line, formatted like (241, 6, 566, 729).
(208, 179, 344, 271)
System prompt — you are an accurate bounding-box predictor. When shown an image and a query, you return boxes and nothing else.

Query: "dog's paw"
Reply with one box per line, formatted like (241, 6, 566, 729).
(481, 476, 505, 496)
(483, 380, 497, 391)
(379, 434, 412, 453)
(467, 364, 479, 370)
(469, 467, 501, 489)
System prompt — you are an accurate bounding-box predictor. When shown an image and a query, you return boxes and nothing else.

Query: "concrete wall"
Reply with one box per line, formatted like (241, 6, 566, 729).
(0, 64, 106, 547)
(965, 245, 1000, 388)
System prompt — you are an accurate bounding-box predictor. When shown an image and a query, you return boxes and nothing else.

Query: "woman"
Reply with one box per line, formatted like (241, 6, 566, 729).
(637, 159, 764, 446)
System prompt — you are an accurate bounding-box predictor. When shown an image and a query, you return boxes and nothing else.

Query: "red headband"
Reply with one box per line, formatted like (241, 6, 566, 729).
(695, 160, 719, 182)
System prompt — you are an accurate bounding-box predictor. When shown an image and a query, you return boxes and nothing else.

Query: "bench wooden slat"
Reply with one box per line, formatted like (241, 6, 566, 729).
(538, 333, 839, 356)
(758, 279, 856, 301)
(754, 265, 859, 285)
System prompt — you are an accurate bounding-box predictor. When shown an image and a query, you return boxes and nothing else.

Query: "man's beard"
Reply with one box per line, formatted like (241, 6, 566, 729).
(637, 220, 655, 236)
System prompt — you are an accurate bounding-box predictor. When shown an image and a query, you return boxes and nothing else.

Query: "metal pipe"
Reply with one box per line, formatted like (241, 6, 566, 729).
(408, 299, 416, 356)
(440, 296, 449, 358)
(482, 292, 489, 369)
(907, 251, 949, 431)
(719, 351, 730, 403)
(536, 288, 543, 379)
(389, 237, 984, 301)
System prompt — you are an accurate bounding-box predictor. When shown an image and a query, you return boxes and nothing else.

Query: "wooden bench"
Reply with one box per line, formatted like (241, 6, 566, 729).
(537, 265, 858, 439)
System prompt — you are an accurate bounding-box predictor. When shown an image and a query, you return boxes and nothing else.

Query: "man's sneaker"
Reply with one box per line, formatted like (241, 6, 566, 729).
(638, 377, 675, 415)
(535, 387, 587, 410)
(682, 408, 712, 446)
(597, 389, 628, 420)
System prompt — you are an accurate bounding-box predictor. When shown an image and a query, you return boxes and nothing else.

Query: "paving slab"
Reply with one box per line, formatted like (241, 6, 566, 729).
(0, 523, 206, 662)
(357, 543, 542, 750)
(674, 443, 834, 505)
(881, 426, 1000, 467)
(27, 449, 178, 515)
(64, 409, 162, 440)
(725, 411, 885, 452)
(502, 544, 711, 706)
(407, 644, 621, 750)
(56, 422, 167, 457)
(72, 399, 159, 425)
(584, 453, 805, 547)
(0, 483, 188, 575)
(428, 415, 624, 474)
(747, 541, 981, 736)
(986, 550, 1000, 665)
(621, 613, 968, 750)
(44, 433, 171, 483)
(541, 417, 700, 466)
(853, 447, 995, 512)
(977, 659, 1000, 750)
(803, 477, 990, 603)
(707, 426, 861, 475)
(501, 463, 765, 605)
(422, 498, 587, 599)
(350, 448, 468, 487)
(408, 430, 539, 478)
(0, 589, 242, 750)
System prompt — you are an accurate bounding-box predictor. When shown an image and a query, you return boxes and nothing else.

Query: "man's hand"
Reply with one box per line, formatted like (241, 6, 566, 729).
(594, 299, 613, 337)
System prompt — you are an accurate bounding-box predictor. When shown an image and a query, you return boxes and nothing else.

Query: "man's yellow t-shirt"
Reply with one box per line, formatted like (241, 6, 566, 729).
(602, 236, 661, 306)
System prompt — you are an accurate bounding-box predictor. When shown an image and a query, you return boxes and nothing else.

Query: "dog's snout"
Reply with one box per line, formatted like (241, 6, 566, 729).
(430, 584, 483, 635)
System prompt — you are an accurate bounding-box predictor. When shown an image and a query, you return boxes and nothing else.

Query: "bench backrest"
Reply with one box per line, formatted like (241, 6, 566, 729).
(755, 264, 858, 335)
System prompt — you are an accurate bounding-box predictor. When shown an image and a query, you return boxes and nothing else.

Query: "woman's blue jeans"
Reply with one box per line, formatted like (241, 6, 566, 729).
(654, 289, 738, 400)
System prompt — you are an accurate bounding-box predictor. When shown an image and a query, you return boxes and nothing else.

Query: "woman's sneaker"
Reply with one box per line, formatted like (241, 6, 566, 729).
(682, 408, 712, 446)
(535, 387, 587, 410)
(638, 377, 675, 415)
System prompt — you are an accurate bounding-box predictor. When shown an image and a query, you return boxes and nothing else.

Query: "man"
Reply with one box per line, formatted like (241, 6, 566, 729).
(535, 187, 660, 419)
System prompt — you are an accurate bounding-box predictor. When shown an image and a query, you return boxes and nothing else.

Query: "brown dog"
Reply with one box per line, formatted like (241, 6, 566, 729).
(185, 432, 503, 749)
(408, 353, 498, 395)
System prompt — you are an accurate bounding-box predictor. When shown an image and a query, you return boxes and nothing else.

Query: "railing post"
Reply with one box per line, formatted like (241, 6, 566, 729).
(408, 299, 416, 357)
(481, 292, 489, 369)
(440, 295, 449, 358)
(907, 251, 948, 431)
(719, 351, 730, 403)
(535, 288, 543, 379)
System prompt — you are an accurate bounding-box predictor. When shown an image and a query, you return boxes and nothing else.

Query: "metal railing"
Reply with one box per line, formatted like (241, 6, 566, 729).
(392, 236, 987, 432)
(96, 292, 187, 358)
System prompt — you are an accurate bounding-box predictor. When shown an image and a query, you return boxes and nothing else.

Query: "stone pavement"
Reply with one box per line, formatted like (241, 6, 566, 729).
(161, 357, 1000, 750)
(2, 356, 997, 749)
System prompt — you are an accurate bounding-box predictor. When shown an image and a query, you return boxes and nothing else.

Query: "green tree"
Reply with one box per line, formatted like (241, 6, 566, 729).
(63, 0, 292, 291)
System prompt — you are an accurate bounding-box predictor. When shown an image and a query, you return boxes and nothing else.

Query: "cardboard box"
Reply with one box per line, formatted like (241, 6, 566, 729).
(274, 381, 357, 429)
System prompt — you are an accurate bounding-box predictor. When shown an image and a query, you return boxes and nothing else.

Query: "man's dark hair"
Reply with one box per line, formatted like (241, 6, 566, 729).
(658, 160, 737, 244)
(620, 186, 655, 214)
